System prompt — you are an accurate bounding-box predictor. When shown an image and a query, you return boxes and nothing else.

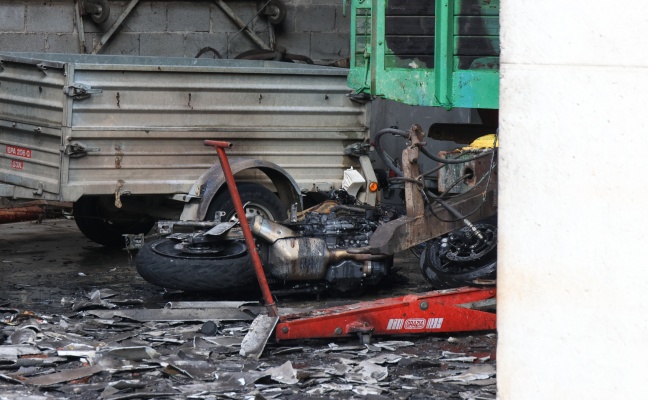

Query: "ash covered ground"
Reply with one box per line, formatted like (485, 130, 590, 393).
(0, 219, 496, 399)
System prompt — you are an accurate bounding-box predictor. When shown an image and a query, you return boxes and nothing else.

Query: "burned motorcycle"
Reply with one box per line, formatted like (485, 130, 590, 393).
(136, 127, 499, 295)
(135, 201, 398, 294)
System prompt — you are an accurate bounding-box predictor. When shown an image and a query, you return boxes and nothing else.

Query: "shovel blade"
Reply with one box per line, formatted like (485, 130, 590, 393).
(240, 315, 279, 359)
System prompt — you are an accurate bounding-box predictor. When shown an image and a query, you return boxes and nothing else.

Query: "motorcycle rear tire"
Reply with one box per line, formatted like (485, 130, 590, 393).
(420, 239, 497, 289)
(136, 238, 256, 291)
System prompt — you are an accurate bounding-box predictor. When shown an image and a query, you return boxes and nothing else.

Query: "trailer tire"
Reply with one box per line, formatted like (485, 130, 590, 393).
(419, 224, 497, 289)
(73, 196, 155, 247)
(208, 183, 286, 222)
(135, 238, 257, 291)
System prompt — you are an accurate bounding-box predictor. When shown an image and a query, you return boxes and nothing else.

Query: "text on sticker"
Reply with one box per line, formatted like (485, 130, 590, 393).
(6, 145, 32, 158)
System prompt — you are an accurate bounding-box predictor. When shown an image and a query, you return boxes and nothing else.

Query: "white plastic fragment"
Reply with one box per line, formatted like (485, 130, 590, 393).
(266, 361, 299, 385)
(341, 167, 366, 196)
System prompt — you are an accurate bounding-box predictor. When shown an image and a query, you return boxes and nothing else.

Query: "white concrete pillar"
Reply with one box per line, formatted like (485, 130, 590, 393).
(498, 2, 648, 399)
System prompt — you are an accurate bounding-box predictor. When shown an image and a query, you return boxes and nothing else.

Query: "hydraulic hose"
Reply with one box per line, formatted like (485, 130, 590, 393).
(374, 127, 496, 231)
(374, 127, 495, 179)
(373, 128, 409, 177)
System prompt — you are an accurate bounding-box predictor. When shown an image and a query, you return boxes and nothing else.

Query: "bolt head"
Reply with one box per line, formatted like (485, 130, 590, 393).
(334, 327, 343, 335)
(282, 326, 289, 334)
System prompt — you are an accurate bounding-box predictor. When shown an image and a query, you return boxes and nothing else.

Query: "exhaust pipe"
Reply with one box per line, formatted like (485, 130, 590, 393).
(250, 216, 385, 280)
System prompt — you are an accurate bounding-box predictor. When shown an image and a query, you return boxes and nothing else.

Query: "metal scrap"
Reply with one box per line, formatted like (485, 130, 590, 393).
(265, 361, 299, 384)
(0, 345, 42, 359)
(86, 308, 254, 322)
(0, 298, 497, 399)
(23, 364, 103, 386)
(239, 315, 278, 359)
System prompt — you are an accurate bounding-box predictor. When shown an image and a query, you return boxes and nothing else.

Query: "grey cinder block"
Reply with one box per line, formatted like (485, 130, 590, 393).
(276, 32, 310, 56)
(168, 2, 210, 33)
(184, 32, 228, 58)
(140, 32, 184, 56)
(0, 3, 25, 32)
(295, 5, 335, 33)
(45, 34, 78, 53)
(26, 1, 73, 33)
(310, 32, 349, 60)
(96, 32, 140, 55)
(0, 33, 45, 52)
(123, 2, 167, 33)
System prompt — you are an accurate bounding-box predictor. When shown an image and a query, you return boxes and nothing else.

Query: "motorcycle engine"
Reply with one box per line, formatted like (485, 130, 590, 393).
(278, 204, 398, 292)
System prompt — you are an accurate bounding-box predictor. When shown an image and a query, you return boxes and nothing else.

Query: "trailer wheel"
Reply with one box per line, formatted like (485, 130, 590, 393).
(208, 183, 286, 222)
(420, 224, 497, 289)
(73, 196, 155, 247)
(135, 238, 256, 291)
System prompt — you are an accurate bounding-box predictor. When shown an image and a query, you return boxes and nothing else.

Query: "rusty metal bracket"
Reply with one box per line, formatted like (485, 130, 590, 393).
(369, 189, 497, 255)
(374, 123, 497, 255)
(404, 125, 427, 218)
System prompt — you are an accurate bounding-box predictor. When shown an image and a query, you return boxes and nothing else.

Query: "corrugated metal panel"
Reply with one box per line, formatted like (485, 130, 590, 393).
(0, 53, 369, 201)
(0, 58, 65, 195)
(0, 58, 66, 128)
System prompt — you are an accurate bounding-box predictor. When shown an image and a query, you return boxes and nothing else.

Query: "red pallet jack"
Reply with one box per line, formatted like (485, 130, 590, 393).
(204, 140, 496, 358)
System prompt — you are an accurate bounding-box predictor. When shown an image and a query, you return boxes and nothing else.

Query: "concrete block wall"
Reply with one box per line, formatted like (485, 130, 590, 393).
(0, 0, 350, 62)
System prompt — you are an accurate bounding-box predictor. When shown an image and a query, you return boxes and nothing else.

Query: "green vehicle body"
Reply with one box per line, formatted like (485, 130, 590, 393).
(348, 0, 499, 109)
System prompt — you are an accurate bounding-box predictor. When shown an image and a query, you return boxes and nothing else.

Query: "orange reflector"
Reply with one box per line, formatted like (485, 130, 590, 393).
(369, 182, 379, 192)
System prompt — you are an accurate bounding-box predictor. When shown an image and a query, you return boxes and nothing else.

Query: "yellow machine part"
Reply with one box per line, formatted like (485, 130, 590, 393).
(466, 134, 498, 149)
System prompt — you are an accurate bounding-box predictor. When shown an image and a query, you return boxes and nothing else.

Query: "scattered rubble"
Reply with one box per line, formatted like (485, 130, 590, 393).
(0, 300, 497, 399)
(0, 220, 497, 399)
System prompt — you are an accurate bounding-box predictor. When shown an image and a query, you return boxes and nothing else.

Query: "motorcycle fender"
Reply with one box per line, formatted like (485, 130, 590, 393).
(180, 157, 303, 221)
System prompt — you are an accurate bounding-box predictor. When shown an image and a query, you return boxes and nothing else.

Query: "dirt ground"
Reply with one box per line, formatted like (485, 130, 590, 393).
(0, 219, 497, 399)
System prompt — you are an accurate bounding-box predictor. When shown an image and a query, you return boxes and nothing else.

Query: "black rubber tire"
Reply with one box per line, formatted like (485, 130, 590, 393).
(208, 183, 286, 222)
(73, 196, 155, 247)
(420, 225, 497, 289)
(135, 238, 256, 291)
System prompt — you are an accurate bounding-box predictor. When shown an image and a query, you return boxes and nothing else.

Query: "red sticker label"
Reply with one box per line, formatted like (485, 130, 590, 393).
(6, 145, 32, 158)
(11, 160, 24, 170)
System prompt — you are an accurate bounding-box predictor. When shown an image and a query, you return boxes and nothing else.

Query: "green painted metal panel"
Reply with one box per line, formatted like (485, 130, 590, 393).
(348, 0, 499, 109)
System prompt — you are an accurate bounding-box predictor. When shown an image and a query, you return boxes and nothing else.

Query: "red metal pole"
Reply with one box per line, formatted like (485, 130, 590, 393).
(204, 140, 278, 317)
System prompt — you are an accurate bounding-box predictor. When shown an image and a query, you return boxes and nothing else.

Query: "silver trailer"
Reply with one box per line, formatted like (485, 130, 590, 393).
(0, 53, 375, 245)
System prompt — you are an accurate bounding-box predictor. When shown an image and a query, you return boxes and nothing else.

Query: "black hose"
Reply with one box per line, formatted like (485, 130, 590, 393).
(373, 128, 408, 177)
(393, 176, 465, 221)
(373, 127, 497, 223)
(373, 127, 495, 181)
(395, 171, 494, 223)
(439, 173, 472, 199)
